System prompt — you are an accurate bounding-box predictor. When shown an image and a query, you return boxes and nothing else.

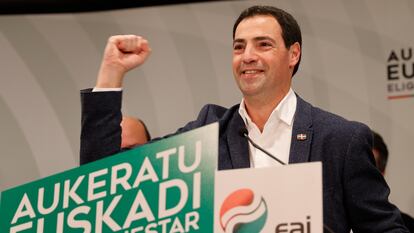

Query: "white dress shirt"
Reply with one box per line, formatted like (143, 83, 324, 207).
(238, 89, 297, 168)
(92, 87, 122, 92)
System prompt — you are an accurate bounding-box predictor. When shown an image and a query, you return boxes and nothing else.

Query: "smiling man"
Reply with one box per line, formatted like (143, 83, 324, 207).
(80, 5, 408, 232)
(232, 15, 298, 122)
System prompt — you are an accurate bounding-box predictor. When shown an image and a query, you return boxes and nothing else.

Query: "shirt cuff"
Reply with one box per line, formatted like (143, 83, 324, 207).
(92, 87, 123, 92)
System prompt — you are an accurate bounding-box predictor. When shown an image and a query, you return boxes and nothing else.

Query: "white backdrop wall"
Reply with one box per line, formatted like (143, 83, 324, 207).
(0, 0, 413, 215)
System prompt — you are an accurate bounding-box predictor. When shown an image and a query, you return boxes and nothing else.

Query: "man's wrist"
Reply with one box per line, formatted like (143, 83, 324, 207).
(95, 64, 126, 88)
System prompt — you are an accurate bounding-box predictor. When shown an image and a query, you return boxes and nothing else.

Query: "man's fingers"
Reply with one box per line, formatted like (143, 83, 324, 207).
(118, 35, 138, 53)
(106, 35, 151, 57)
(111, 35, 144, 54)
(139, 39, 151, 53)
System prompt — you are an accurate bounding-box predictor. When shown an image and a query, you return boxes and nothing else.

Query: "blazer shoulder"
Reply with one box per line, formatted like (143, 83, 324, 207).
(312, 103, 372, 141)
(198, 103, 240, 124)
(176, 103, 240, 133)
(199, 104, 229, 118)
(297, 97, 371, 140)
(312, 105, 369, 132)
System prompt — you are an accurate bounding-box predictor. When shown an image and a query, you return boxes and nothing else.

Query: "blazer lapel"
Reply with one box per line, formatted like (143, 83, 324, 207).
(221, 96, 313, 167)
(225, 112, 250, 169)
(289, 95, 314, 164)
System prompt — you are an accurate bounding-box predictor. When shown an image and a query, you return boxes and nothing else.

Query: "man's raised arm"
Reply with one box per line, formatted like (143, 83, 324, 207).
(80, 35, 151, 164)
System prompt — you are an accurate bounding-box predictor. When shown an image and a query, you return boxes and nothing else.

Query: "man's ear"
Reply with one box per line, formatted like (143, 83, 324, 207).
(289, 42, 301, 68)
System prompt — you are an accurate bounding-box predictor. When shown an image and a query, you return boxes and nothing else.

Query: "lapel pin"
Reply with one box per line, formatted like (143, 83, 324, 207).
(297, 133, 307, 141)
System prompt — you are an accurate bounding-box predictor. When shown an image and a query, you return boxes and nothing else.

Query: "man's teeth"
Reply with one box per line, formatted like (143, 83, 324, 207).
(244, 70, 261, 74)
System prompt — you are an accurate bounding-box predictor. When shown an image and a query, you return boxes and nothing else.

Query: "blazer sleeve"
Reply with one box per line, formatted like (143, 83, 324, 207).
(79, 91, 222, 165)
(80, 89, 122, 165)
(343, 123, 408, 232)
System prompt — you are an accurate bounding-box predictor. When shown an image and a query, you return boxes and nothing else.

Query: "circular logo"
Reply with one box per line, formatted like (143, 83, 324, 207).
(219, 188, 268, 233)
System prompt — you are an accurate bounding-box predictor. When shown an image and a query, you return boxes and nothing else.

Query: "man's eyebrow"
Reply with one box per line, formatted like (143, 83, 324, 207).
(233, 36, 276, 44)
(253, 36, 276, 43)
(233, 38, 245, 44)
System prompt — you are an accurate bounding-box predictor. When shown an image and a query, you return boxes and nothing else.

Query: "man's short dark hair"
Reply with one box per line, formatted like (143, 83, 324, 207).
(372, 131, 388, 173)
(233, 5, 302, 76)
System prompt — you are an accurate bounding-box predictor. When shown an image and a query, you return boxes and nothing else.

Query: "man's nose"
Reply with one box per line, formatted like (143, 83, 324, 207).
(242, 45, 258, 64)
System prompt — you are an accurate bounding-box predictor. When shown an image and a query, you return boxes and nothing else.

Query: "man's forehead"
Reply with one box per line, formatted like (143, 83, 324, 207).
(234, 15, 281, 41)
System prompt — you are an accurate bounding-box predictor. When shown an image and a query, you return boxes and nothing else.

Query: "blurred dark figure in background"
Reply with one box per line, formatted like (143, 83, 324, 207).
(372, 131, 414, 231)
(121, 116, 151, 149)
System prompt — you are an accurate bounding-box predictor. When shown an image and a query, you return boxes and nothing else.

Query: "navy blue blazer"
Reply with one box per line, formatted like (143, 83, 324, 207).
(80, 89, 408, 232)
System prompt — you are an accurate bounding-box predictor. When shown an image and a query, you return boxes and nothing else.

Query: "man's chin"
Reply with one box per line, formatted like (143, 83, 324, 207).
(240, 88, 262, 98)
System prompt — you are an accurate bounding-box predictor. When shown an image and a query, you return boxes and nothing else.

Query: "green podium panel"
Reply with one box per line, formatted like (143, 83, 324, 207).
(0, 123, 218, 233)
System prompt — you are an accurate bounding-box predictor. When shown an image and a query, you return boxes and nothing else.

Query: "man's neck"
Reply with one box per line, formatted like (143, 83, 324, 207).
(243, 88, 290, 132)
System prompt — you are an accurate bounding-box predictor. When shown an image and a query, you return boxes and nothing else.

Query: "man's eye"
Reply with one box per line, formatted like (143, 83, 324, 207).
(259, 42, 272, 47)
(233, 44, 244, 50)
